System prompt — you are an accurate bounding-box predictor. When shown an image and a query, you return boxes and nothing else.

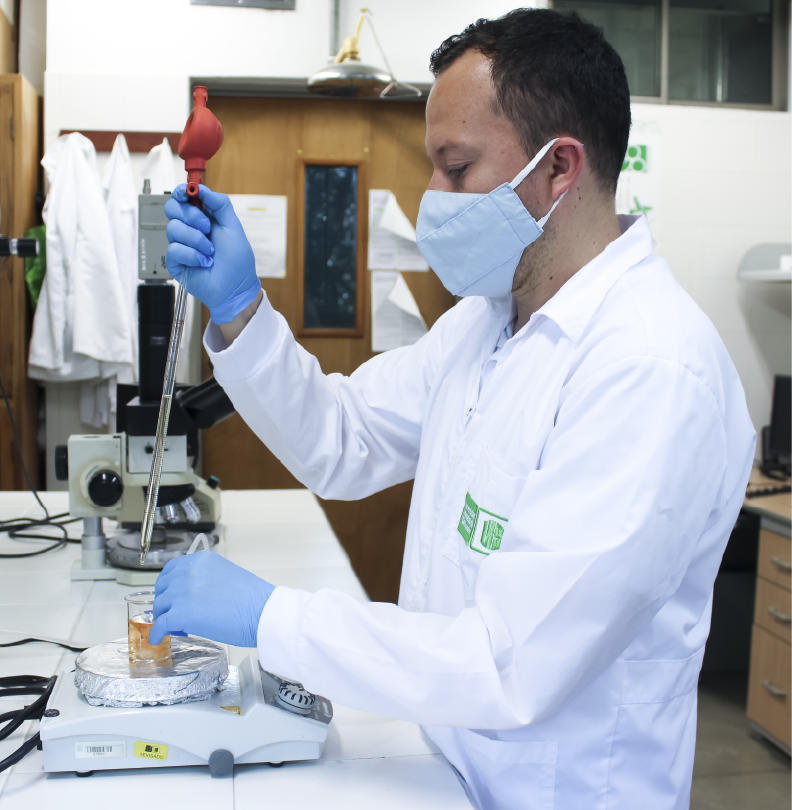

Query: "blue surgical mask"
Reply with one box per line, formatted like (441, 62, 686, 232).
(416, 139, 566, 298)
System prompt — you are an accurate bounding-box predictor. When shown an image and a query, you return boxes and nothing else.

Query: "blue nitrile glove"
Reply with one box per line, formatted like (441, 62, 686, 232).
(149, 550, 275, 647)
(164, 184, 261, 325)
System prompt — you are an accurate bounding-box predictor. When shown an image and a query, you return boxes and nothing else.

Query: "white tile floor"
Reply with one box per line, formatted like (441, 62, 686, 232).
(0, 491, 470, 808)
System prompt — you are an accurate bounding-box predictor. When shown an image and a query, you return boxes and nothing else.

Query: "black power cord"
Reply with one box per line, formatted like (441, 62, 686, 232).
(0, 675, 57, 773)
(0, 369, 80, 557)
(0, 638, 87, 653)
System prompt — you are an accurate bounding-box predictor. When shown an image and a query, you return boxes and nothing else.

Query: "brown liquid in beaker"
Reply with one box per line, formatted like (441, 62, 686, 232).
(128, 616, 172, 665)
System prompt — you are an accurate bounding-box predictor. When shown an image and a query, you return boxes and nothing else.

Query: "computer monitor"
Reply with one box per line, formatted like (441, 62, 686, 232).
(769, 374, 791, 463)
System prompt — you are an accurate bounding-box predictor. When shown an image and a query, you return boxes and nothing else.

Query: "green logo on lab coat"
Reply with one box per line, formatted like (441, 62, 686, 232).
(457, 493, 507, 555)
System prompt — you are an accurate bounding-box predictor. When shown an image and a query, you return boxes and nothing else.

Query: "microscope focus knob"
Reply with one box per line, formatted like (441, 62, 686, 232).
(54, 445, 69, 481)
(87, 469, 124, 507)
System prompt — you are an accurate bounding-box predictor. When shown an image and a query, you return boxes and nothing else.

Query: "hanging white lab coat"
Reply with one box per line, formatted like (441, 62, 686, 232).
(102, 133, 138, 383)
(29, 133, 133, 398)
(141, 136, 177, 195)
(205, 215, 756, 810)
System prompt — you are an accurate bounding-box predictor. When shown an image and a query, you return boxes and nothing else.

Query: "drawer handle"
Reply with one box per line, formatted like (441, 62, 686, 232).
(768, 606, 792, 624)
(762, 680, 787, 698)
(771, 556, 792, 572)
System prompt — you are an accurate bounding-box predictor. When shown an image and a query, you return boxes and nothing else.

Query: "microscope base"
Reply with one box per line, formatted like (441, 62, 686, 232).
(69, 559, 159, 586)
(70, 559, 118, 582)
(114, 567, 160, 586)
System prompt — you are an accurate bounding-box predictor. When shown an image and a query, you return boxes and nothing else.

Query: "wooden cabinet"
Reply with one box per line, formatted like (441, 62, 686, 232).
(0, 75, 40, 490)
(747, 625, 791, 748)
(756, 529, 792, 590)
(748, 527, 791, 752)
(754, 577, 791, 644)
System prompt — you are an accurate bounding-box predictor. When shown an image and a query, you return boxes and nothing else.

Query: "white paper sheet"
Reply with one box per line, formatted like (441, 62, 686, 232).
(371, 271, 428, 352)
(368, 190, 428, 272)
(228, 194, 288, 278)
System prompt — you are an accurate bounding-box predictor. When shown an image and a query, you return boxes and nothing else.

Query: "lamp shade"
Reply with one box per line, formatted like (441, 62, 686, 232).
(307, 59, 392, 98)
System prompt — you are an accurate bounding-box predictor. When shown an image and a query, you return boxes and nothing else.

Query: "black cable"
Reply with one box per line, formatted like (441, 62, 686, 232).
(0, 674, 56, 766)
(0, 524, 80, 558)
(0, 369, 82, 557)
(0, 676, 53, 688)
(0, 687, 49, 699)
(0, 638, 87, 653)
(0, 512, 80, 558)
(0, 733, 41, 772)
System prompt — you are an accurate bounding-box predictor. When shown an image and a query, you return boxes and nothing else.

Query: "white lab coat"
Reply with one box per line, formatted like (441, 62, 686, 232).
(29, 134, 133, 402)
(205, 216, 755, 810)
(102, 133, 139, 383)
(141, 136, 177, 195)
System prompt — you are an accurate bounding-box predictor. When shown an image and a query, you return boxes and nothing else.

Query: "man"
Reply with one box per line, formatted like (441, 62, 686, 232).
(153, 9, 755, 809)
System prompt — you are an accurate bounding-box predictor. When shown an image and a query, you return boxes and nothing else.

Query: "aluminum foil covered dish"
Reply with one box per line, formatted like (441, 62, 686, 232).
(75, 637, 229, 708)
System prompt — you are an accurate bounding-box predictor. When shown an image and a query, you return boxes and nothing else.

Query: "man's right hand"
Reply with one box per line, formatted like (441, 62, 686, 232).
(165, 184, 261, 325)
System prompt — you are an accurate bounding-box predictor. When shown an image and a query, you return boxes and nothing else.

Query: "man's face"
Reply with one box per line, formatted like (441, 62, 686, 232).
(425, 49, 529, 195)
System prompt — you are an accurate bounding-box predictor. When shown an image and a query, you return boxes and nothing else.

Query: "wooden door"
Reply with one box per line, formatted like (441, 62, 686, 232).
(0, 75, 40, 491)
(202, 97, 454, 602)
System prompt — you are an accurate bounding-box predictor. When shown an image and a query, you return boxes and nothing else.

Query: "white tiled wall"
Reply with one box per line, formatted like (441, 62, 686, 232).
(638, 103, 791, 450)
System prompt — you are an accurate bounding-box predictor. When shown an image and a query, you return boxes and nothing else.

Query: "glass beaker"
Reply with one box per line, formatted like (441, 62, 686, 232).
(125, 591, 172, 665)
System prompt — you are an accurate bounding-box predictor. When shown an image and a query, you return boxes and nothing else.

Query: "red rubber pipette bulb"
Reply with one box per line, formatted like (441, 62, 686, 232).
(178, 86, 224, 208)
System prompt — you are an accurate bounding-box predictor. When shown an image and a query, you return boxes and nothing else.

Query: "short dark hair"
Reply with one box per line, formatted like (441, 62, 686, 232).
(429, 8, 631, 195)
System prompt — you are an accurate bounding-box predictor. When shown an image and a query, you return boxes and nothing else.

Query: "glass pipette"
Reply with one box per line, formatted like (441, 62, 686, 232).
(139, 283, 188, 565)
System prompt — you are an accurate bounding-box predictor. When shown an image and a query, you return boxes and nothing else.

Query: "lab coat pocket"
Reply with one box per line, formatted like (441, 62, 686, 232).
(606, 650, 704, 804)
(458, 731, 557, 810)
(447, 446, 528, 601)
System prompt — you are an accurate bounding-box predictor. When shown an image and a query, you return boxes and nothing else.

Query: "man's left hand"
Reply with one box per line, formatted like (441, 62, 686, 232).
(150, 551, 275, 647)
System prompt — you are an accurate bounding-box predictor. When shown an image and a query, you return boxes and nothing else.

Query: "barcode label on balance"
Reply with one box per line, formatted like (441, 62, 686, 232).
(75, 741, 126, 758)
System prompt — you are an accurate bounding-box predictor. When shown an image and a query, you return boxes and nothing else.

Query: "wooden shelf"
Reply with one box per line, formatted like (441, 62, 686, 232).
(58, 130, 180, 153)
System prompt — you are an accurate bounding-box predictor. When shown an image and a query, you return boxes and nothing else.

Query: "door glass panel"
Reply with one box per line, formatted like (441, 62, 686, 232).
(303, 165, 358, 330)
(555, 0, 662, 97)
(669, 0, 773, 103)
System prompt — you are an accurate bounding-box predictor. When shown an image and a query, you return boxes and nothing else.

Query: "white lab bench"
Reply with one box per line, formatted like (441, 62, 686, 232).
(0, 490, 471, 809)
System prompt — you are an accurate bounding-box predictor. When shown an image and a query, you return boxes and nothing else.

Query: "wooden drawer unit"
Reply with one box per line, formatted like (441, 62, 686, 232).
(747, 624, 791, 749)
(755, 577, 792, 644)
(757, 530, 792, 590)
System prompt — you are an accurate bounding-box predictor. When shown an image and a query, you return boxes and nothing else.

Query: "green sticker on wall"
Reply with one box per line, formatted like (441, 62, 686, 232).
(622, 144, 648, 173)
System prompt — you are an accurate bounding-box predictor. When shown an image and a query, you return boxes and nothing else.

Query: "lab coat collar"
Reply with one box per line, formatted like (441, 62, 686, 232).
(41, 132, 98, 184)
(531, 214, 652, 343)
(103, 134, 137, 212)
(41, 133, 100, 225)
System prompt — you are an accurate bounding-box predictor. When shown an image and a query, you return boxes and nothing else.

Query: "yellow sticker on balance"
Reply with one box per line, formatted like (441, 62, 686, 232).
(133, 741, 169, 761)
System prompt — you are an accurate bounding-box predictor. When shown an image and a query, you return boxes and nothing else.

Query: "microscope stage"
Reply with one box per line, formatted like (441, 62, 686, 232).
(70, 528, 224, 585)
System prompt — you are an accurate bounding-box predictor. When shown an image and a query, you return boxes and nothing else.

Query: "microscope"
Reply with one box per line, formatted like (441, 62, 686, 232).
(55, 182, 235, 585)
